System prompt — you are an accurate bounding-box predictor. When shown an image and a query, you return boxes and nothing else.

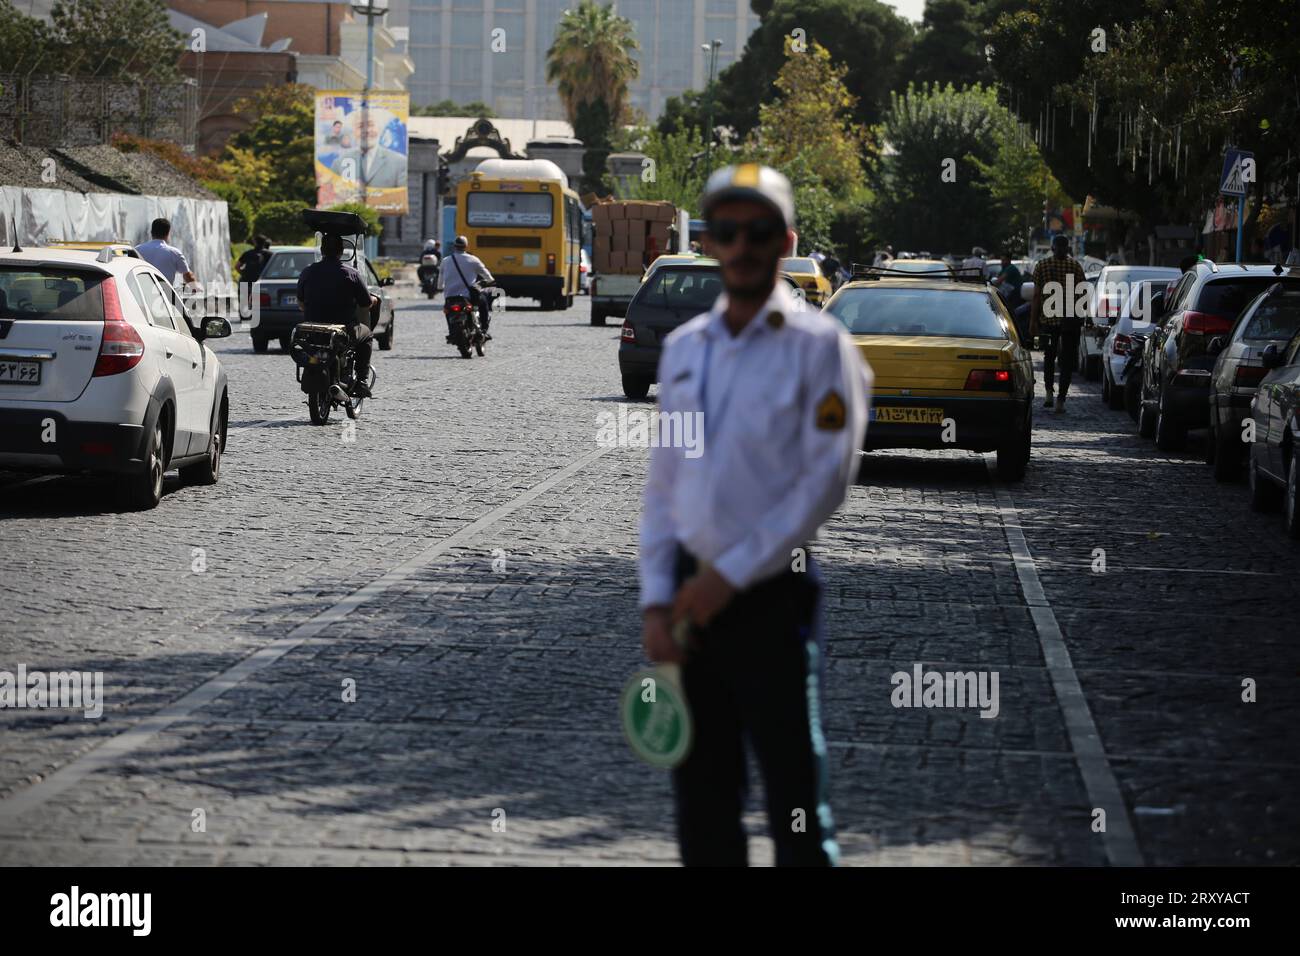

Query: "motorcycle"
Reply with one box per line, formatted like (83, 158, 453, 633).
(443, 283, 501, 359)
(1122, 331, 1148, 422)
(417, 253, 440, 299)
(290, 322, 375, 423)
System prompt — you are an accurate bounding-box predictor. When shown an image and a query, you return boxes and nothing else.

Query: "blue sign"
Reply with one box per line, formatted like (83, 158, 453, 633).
(1220, 149, 1253, 197)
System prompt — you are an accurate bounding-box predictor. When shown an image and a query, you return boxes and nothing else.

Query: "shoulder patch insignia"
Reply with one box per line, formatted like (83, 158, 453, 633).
(815, 390, 846, 431)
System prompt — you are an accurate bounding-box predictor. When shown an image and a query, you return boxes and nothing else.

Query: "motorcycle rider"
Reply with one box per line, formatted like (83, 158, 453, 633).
(443, 235, 496, 339)
(296, 232, 380, 398)
(418, 238, 442, 295)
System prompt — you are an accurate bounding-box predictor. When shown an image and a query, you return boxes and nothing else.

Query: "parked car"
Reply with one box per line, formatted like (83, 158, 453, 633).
(1099, 277, 1178, 410)
(1138, 261, 1300, 450)
(1246, 327, 1300, 536)
(0, 244, 232, 509)
(249, 245, 396, 353)
(1080, 265, 1180, 381)
(1207, 284, 1300, 480)
(618, 261, 724, 400)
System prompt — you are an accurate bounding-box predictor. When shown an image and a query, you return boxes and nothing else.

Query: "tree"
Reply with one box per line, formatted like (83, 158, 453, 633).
(411, 100, 495, 118)
(747, 42, 868, 201)
(987, 0, 1300, 237)
(622, 121, 710, 210)
(0, 0, 183, 80)
(867, 84, 1013, 252)
(968, 112, 1071, 254)
(545, 1, 639, 127)
(902, 0, 992, 90)
(224, 84, 317, 208)
(661, 0, 914, 141)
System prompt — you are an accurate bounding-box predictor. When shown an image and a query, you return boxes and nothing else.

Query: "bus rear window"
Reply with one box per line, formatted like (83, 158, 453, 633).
(467, 192, 553, 227)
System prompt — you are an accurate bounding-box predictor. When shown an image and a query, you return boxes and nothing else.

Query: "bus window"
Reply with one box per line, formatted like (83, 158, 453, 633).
(467, 192, 552, 227)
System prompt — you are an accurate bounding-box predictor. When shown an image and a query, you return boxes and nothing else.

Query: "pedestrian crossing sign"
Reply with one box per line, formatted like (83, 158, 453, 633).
(1220, 149, 1253, 197)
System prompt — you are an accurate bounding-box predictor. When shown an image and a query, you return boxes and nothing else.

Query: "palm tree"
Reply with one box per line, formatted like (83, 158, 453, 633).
(545, 1, 640, 128)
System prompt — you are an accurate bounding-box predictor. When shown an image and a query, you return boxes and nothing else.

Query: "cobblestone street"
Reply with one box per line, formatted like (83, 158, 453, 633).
(2, 288, 1297, 866)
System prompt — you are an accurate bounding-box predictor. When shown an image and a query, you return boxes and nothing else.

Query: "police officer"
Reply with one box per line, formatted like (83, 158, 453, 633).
(297, 233, 380, 397)
(639, 164, 872, 867)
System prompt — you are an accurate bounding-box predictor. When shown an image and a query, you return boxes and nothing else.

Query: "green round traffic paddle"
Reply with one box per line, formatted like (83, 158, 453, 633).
(622, 617, 695, 768)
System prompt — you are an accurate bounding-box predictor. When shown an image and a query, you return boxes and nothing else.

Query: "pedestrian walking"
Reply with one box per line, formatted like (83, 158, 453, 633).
(236, 235, 272, 313)
(638, 163, 872, 867)
(1030, 234, 1088, 413)
(136, 218, 197, 288)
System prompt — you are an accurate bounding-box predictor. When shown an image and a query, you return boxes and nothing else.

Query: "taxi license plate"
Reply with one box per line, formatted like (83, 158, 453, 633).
(0, 360, 40, 385)
(871, 406, 943, 424)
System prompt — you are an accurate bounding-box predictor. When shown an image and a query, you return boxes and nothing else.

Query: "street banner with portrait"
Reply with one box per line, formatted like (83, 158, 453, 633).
(314, 91, 409, 214)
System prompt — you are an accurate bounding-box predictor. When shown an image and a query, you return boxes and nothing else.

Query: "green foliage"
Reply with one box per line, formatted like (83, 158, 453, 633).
(574, 98, 614, 196)
(206, 181, 254, 245)
(325, 202, 383, 239)
(968, 112, 1070, 254)
(902, 0, 992, 90)
(867, 83, 1044, 252)
(411, 100, 495, 117)
(254, 202, 312, 245)
(225, 85, 317, 208)
(546, 1, 639, 127)
(664, 0, 914, 141)
(621, 122, 709, 210)
(1, 0, 183, 80)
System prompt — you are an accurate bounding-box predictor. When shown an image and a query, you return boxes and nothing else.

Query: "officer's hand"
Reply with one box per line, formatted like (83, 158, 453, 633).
(673, 567, 736, 630)
(642, 606, 682, 664)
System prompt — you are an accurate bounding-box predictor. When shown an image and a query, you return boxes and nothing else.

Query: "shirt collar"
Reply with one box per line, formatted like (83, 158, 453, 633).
(702, 280, 799, 341)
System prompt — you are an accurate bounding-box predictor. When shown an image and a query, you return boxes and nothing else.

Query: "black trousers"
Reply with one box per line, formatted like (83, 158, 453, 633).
(672, 548, 837, 866)
(346, 322, 373, 381)
(1041, 325, 1080, 397)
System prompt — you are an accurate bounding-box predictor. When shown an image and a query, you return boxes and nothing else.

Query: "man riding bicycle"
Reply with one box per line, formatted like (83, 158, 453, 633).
(296, 233, 380, 397)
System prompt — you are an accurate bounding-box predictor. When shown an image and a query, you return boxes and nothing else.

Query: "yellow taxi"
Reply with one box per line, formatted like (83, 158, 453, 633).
(780, 256, 833, 305)
(824, 275, 1034, 479)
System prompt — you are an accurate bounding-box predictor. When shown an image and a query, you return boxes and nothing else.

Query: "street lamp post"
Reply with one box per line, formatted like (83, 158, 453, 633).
(351, 0, 389, 210)
(701, 39, 721, 176)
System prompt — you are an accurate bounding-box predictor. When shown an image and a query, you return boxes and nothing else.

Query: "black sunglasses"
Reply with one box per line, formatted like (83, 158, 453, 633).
(707, 217, 784, 246)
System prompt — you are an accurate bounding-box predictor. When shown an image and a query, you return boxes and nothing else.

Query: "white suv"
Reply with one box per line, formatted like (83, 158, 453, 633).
(0, 246, 232, 509)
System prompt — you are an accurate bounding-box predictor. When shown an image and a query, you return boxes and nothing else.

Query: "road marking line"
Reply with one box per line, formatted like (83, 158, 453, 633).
(985, 459, 1144, 867)
(0, 445, 610, 825)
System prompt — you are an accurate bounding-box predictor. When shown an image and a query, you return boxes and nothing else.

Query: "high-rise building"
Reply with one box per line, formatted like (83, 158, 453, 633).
(407, 0, 759, 120)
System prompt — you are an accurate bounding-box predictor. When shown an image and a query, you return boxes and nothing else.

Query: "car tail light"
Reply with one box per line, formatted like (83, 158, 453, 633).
(1183, 310, 1230, 335)
(1113, 333, 1132, 355)
(93, 281, 144, 376)
(546, 253, 556, 275)
(620, 320, 636, 343)
(963, 369, 1012, 391)
(1235, 365, 1267, 388)
(259, 291, 271, 309)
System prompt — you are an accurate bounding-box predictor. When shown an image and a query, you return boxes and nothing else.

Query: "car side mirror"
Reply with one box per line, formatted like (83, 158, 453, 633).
(1262, 344, 1284, 369)
(1207, 336, 1225, 356)
(200, 316, 233, 341)
(380, 275, 395, 286)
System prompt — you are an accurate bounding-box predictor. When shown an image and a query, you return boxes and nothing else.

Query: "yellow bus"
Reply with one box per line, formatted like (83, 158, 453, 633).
(455, 158, 582, 311)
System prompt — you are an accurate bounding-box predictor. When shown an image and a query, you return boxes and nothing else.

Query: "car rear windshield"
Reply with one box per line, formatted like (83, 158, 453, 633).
(782, 258, 819, 275)
(1242, 293, 1300, 341)
(637, 267, 724, 313)
(0, 266, 106, 321)
(827, 288, 1007, 338)
(887, 260, 951, 276)
(262, 252, 318, 280)
(1196, 276, 1300, 316)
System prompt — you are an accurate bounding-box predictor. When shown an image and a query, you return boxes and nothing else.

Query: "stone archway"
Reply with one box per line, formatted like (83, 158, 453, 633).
(443, 117, 523, 163)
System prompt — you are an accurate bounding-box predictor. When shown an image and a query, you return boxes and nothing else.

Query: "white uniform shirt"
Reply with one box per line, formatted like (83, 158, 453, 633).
(442, 252, 493, 299)
(135, 239, 191, 285)
(638, 281, 872, 607)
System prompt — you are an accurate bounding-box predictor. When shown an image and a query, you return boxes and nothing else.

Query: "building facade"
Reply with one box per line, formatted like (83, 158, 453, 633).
(406, 0, 759, 120)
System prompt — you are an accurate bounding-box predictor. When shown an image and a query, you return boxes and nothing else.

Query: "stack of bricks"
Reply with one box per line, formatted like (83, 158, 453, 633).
(590, 200, 676, 274)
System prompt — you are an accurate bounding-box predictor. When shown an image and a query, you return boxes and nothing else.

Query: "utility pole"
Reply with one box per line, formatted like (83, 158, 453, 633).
(351, 0, 389, 210)
(701, 39, 722, 176)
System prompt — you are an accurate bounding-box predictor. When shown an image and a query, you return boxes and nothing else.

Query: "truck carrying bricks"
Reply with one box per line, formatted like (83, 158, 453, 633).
(590, 199, 677, 276)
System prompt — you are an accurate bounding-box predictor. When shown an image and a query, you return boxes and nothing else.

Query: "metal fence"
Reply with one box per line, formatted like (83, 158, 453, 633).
(0, 74, 198, 149)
